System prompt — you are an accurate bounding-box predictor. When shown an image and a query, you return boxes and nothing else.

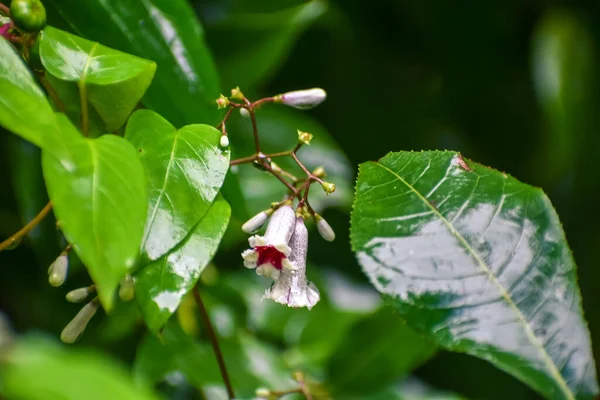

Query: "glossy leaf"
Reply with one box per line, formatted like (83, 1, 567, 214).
(204, 1, 327, 90)
(351, 151, 598, 400)
(135, 195, 231, 333)
(39, 26, 156, 132)
(1, 336, 159, 400)
(327, 308, 435, 395)
(42, 115, 147, 311)
(43, 0, 221, 126)
(125, 110, 230, 261)
(0, 37, 57, 149)
(345, 378, 469, 400)
(227, 106, 352, 215)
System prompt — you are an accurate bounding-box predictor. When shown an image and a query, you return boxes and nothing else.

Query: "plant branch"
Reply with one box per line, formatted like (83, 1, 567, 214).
(0, 201, 52, 252)
(193, 285, 235, 400)
(0, 3, 9, 16)
(248, 108, 261, 153)
(37, 72, 65, 113)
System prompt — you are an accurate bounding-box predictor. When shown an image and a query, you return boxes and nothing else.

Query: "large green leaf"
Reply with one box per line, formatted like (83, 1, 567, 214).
(39, 26, 156, 132)
(327, 308, 435, 395)
(42, 115, 147, 311)
(125, 110, 230, 261)
(0, 37, 57, 149)
(43, 0, 221, 126)
(134, 195, 231, 333)
(1, 336, 159, 400)
(204, 0, 327, 90)
(350, 151, 598, 400)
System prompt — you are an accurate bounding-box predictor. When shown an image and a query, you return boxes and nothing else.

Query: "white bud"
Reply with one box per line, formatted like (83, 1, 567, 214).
(239, 108, 250, 118)
(277, 88, 327, 110)
(242, 210, 270, 233)
(66, 286, 94, 303)
(48, 254, 68, 287)
(315, 215, 335, 242)
(255, 388, 271, 397)
(264, 204, 296, 246)
(220, 135, 229, 147)
(60, 300, 99, 343)
(119, 274, 135, 302)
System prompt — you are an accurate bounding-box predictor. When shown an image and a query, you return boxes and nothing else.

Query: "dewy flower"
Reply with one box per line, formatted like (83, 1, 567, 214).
(264, 216, 320, 309)
(242, 204, 296, 280)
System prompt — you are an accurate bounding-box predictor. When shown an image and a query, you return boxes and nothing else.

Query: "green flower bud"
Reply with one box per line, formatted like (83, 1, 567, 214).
(60, 299, 99, 344)
(10, 0, 46, 33)
(66, 286, 94, 303)
(48, 254, 68, 287)
(312, 166, 326, 178)
(119, 274, 135, 302)
(320, 181, 336, 194)
(230, 86, 245, 100)
(216, 94, 229, 109)
(297, 129, 313, 145)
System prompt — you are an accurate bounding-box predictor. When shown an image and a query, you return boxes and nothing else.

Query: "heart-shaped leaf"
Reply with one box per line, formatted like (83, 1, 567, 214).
(351, 151, 598, 400)
(134, 194, 231, 333)
(39, 26, 156, 132)
(42, 115, 147, 311)
(42, 0, 221, 126)
(0, 37, 57, 149)
(125, 110, 230, 261)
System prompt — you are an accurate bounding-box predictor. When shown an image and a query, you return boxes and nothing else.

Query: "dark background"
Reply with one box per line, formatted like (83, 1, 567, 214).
(2, 1, 600, 399)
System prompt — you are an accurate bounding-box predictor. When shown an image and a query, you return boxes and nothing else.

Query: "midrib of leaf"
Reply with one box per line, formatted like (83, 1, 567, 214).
(78, 42, 98, 136)
(373, 160, 574, 400)
(142, 132, 179, 250)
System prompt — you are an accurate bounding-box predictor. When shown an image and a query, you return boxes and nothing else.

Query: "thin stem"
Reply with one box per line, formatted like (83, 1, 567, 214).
(37, 72, 65, 112)
(0, 3, 10, 16)
(230, 154, 258, 166)
(290, 151, 312, 177)
(79, 82, 89, 136)
(230, 150, 293, 166)
(252, 96, 276, 108)
(261, 160, 298, 194)
(0, 201, 52, 252)
(217, 107, 234, 134)
(248, 108, 261, 153)
(193, 285, 235, 400)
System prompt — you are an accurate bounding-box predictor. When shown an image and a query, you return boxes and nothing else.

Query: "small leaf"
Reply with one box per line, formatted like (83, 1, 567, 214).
(351, 151, 598, 400)
(42, 0, 221, 126)
(134, 195, 231, 333)
(125, 110, 230, 261)
(39, 26, 156, 132)
(0, 37, 56, 148)
(205, 1, 327, 90)
(327, 308, 435, 395)
(42, 115, 147, 311)
(1, 335, 159, 400)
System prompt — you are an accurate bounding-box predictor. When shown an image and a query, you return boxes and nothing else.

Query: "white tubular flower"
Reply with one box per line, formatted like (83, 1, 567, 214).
(241, 209, 272, 233)
(264, 217, 320, 309)
(277, 88, 327, 110)
(241, 204, 296, 280)
(48, 253, 68, 287)
(60, 299, 99, 344)
(315, 214, 335, 242)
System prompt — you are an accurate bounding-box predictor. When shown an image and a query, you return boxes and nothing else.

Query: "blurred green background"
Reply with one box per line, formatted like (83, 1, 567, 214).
(1, 0, 600, 399)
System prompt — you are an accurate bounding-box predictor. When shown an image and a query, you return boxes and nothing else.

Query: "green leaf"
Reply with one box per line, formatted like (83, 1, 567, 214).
(0, 37, 57, 148)
(125, 110, 230, 261)
(227, 106, 352, 215)
(42, 115, 147, 311)
(350, 151, 598, 400)
(327, 308, 435, 395)
(1, 336, 159, 400)
(134, 321, 295, 397)
(134, 195, 231, 333)
(39, 26, 156, 132)
(345, 378, 469, 400)
(43, 0, 221, 126)
(205, 1, 327, 90)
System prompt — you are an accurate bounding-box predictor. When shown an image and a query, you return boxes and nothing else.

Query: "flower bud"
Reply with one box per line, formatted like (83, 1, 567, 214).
(119, 274, 135, 302)
(230, 86, 245, 100)
(320, 181, 336, 194)
(315, 214, 335, 242)
(255, 388, 271, 398)
(66, 286, 95, 303)
(216, 94, 229, 109)
(48, 254, 68, 287)
(220, 135, 229, 147)
(60, 299, 99, 344)
(312, 166, 326, 178)
(276, 88, 327, 110)
(239, 108, 250, 118)
(297, 129, 313, 145)
(242, 209, 273, 233)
